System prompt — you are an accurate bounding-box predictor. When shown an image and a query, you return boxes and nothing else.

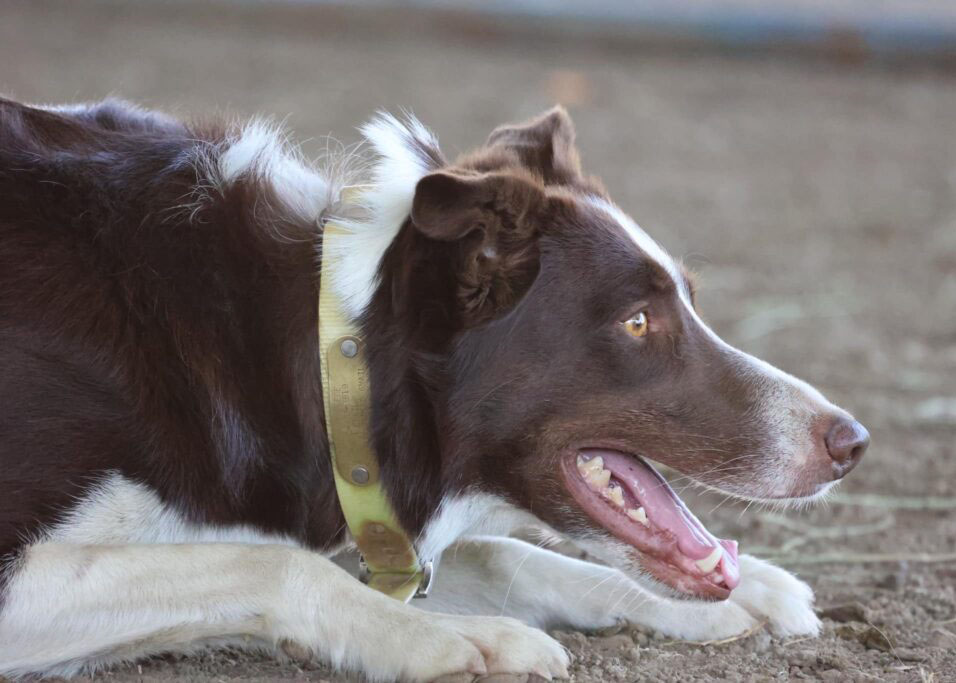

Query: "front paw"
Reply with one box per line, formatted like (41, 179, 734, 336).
(281, 611, 567, 682)
(729, 554, 821, 637)
(437, 614, 570, 680)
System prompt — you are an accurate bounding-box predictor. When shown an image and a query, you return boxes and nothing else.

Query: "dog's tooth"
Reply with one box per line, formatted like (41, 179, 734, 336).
(606, 484, 625, 507)
(586, 468, 611, 490)
(695, 546, 722, 574)
(579, 456, 604, 474)
(627, 507, 649, 526)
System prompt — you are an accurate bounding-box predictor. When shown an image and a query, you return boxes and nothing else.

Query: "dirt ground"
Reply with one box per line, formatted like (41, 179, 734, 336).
(2, 1, 955, 681)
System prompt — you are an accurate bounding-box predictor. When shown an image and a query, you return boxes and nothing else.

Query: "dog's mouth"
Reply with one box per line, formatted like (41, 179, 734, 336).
(561, 449, 740, 600)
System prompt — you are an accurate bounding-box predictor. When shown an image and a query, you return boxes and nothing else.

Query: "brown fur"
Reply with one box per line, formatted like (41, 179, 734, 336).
(0, 99, 865, 608)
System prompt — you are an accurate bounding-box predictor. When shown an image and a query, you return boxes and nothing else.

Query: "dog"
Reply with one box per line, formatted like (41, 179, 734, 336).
(0, 97, 869, 680)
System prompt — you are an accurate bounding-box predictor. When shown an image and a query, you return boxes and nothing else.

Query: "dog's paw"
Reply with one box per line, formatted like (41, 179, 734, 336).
(634, 595, 761, 642)
(279, 609, 566, 681)
(363, 612, 567, 682)
(728, 554, 821, 637)
(439, 614, 570, 680)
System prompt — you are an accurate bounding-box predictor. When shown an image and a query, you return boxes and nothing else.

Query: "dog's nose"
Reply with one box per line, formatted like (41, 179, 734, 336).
(825, 417, 869, 477)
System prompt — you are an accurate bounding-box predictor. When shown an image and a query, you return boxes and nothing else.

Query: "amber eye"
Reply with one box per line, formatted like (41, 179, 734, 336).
(623, 311, 649, 338)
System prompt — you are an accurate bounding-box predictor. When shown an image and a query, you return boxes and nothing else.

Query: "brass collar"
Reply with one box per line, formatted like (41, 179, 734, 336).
(318, 216, 432, 602)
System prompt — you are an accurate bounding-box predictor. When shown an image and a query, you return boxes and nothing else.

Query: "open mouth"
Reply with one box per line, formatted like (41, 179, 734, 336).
(561, 449, 740, 600)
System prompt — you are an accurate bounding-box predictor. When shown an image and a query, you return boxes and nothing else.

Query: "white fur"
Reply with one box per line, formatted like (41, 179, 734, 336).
(325, 113, 441, 320)
(0, 541, 567, 680)
(210, 121, 341, 228)
(0, 482, 812, 678)
(588, 197, 687, 293)
(2, 479, 566, 679)
(421, 536, 820, 641)
(416, 492, 541, 567)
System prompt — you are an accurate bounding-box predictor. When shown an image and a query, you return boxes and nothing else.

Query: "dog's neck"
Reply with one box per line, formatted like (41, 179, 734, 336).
(316, 115, 456, 547)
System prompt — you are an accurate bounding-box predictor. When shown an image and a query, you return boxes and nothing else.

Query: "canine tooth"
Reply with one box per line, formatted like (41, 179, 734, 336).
(695, 546, 723, 574)
(627, 507, 649, 526)
(606, 484, 625, 507)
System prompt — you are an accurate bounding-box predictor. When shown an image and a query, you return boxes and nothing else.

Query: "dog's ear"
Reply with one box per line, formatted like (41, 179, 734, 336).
(486, 106, 582, 184)
(411, 170, 544, 326)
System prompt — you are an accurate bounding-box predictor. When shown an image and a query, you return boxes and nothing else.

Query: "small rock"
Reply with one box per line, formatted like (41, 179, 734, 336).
(893, 647, 927, 662)
(818, 602, 867, 623)
(552, 630, 588, 654)
(835, 624, 895, 652)
(862, 626, 895, 652)
(929, 629, 956, 648)
(591, 633, 635, 655)
(595, 621, 626, 637)
(787, 649, 819, 667)
(278, 639, 314, 666)
(752, 630, 772, 652)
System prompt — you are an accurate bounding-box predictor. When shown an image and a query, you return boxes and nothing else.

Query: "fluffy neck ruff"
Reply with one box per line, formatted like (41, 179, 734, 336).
(325, 113, 444, 321)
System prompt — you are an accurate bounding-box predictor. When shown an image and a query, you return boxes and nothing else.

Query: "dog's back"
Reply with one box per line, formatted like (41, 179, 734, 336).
(0, 99, 342, 562)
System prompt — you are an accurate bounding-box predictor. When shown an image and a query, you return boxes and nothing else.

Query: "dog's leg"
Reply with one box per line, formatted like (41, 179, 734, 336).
(420, 536, 820, 641)
(0, 541, 568, 680)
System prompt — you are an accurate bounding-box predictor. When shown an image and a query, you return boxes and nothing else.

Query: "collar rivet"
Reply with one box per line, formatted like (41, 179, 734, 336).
(351, 465, 370, 484)
(340, 339, 358, 358)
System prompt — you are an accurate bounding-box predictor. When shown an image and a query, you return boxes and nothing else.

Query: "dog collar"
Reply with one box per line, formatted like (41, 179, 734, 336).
(318, 214, 433, 603)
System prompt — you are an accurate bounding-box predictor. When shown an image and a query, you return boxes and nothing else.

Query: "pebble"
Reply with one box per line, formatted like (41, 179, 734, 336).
(835, 624, 895, 652)
(928, 629, 956, 648)
(893, 647, 926, 662)
(787, 649, 820, 668)
(752, 630, 772, 652)
(590, 633, 635, 654)
(818, 602, 867, 623)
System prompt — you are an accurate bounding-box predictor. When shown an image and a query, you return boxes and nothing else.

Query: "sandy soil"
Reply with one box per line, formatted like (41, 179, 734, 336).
(2, 1, 955, 681)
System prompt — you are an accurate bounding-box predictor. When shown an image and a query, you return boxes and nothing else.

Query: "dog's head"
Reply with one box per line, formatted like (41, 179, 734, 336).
(341, 108, 868, 600)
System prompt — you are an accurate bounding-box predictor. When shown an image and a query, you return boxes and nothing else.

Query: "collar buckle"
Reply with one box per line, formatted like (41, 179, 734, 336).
(358, 555, 434, 602)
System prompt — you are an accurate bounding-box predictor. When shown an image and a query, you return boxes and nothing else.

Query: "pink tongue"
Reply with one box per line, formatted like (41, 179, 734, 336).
(585, 449, 740, 587)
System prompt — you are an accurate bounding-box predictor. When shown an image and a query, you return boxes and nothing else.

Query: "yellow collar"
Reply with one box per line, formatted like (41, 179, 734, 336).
(318, 216, 432, 602)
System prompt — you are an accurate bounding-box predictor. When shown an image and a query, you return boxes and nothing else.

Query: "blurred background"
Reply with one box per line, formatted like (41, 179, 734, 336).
(2, 0, 955, 680)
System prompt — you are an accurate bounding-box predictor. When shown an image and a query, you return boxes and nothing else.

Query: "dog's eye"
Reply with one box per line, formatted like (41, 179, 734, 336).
(623, 311, 649, 338)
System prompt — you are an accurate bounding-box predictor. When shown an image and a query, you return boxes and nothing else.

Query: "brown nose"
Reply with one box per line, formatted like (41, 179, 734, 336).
(825, 417, 869, 477)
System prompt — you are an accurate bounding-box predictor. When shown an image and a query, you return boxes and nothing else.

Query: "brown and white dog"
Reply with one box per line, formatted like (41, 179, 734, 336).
(0, 98, 868, 680)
